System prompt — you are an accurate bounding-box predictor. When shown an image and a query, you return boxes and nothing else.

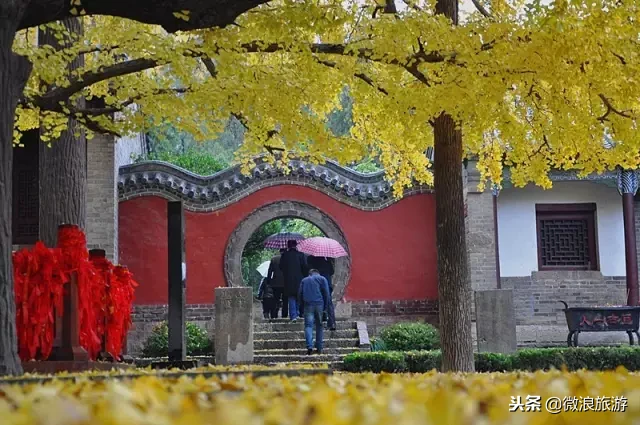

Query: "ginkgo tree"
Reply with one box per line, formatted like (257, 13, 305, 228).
(0, 0, 272, 376)
(3, 0, 640, 374)
(189, 0, 638, 371)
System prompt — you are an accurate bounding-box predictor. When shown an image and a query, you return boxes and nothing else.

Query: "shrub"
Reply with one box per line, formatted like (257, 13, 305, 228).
(342, 346, 640, 373)
(141, 321, 213, 357)
(370, 337, 387, 352)
(404, 351, 441, 372)
(475, 352, 513, 372)
(342, 351, 407, 373)
(379, 322, 440, 351)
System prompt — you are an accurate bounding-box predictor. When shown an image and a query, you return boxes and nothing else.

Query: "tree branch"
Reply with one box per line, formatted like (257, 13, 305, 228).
(201, 57, 218, 78)
(29, 37, 456, 112)
(234, 41, 449, 67)
(527, 135, 550, 160)
(598, 93, 633, 122)
(312, 57, 389, 95)
(19, 0, 273, 33)
(76, 87, 191, 116)
(33, 58, 160, 110)
(471, 0, 492, 18)
(81, 117, 122, 137)
(401, 0, 423, 12)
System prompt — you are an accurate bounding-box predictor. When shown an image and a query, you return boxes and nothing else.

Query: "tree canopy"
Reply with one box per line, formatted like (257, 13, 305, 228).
(13, 0, 640, 195)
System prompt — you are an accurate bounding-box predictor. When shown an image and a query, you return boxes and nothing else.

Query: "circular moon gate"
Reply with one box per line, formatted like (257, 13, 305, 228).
(224, 201, 351, 301)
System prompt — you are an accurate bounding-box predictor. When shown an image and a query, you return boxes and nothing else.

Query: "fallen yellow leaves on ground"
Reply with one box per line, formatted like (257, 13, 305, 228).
(0, 363, 328, 383)
(1, 368, 639, 425)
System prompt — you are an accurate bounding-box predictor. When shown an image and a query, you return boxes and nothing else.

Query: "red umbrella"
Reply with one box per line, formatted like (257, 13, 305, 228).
(263, 232, 305, 249)
(297, 237, 348, 258)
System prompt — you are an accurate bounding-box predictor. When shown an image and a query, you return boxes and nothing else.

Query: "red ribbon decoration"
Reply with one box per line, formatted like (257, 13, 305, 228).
(13, 227, 137, 361)
(57, 225, 102, 360)
(109, 266, 138, 359)
(90, 254, 112, 356)
(13, 242, 67, 361)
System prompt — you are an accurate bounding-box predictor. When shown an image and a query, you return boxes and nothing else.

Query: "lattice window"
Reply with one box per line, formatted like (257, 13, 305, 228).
(12, 130, 39, 245)
(535, 204, 598, 271)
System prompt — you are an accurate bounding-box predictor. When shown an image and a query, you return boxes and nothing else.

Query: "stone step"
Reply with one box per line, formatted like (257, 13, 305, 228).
(254, 338, 359, 350)
(257, 318, 351, 324)
(255, 347, 361, 356)
(254, 330, 358, 340)
(266, 361, 343, 369)
(253, 354, 345, 364)
(254, 321, 354, 332)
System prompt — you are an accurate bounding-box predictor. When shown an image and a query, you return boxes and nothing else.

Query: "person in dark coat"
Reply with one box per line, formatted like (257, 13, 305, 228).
(267, 248, 287, 318)
(307, 255, 336, 330)
(279, 239, 308, 321)
(257, 276, 276, 319)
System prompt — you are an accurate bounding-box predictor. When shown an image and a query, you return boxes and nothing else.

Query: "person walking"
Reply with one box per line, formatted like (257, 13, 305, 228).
(267, 248, 287, 318)
(298, 269, 330, 355)
(279, 239, 307, 321)
(308, 255, 336, 330)
(257, 276, 276, 319)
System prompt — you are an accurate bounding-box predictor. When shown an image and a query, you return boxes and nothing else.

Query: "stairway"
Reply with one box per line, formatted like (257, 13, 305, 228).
(253, 318, 369, 367)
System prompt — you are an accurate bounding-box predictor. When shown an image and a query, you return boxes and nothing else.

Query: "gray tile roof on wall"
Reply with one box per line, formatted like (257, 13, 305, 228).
(118, 156, 433, 212)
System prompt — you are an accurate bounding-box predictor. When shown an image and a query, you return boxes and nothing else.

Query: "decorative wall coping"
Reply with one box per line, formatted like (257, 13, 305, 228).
(118, 157, 433, 211)
(502, 170, 619, 189)
(466, 159, 619, 190)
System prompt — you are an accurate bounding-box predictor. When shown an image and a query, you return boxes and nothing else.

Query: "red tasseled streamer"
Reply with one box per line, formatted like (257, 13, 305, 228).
(13, 226, 137, 361)
(13, 243, 67, 361)
(57, 225, 101, 360)
(108, 266, 138, 359)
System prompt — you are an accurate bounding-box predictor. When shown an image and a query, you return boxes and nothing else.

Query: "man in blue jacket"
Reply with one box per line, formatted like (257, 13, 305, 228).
(298, 269, 330, 355)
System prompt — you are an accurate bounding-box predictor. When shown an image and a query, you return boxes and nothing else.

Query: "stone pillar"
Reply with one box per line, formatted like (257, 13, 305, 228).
(617, 167, 639, 305)
(475, 289, 517, 353)
(465, 159, 499, 291)
(214, 287, 253, 365)
(86, 134, 117, 261)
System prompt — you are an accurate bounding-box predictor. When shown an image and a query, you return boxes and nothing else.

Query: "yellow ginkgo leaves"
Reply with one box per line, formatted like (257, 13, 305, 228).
(1, 368, 640, 425)
(12, 0, 640, 197)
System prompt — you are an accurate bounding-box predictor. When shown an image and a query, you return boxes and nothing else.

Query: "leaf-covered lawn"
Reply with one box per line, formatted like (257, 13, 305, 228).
(1, 368, 639, 424)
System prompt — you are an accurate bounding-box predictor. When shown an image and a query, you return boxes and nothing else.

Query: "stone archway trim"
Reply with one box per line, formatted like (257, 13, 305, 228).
(224, 200, 351, 301)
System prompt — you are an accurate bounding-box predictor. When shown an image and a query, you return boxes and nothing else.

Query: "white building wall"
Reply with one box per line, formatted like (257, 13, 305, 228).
(497, 181, 624, 277)
(115, 132, 145, 169)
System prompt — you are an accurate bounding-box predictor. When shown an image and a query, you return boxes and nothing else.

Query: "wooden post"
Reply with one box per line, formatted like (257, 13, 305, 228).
(623, 193, 639, 305)
(50, 272, 89, 361)
(167, 201, 186, 361)
(618, 168, 639, 306)
(492, 184, 501, 289)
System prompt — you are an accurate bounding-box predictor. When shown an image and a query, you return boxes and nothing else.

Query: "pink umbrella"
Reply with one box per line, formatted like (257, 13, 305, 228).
(297, 237, 348, 258)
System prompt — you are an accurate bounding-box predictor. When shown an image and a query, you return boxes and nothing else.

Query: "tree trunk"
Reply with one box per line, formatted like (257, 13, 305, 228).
(433, 0, 474, 373)
(0, 1, 32, 376)
(38, 18, 87, 246)
(433, 113, 475, 372)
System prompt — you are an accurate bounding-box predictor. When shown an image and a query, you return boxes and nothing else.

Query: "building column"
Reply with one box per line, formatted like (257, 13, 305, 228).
(617, 167, 639, 305)
(86, 134, 117, 262)
(465, 159, 499, 290)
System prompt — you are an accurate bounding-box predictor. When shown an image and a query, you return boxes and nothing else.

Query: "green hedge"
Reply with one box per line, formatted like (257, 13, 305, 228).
(141, 321, 213, 358)
(379, 322, 440, 351)
(343, 347, 640, 373)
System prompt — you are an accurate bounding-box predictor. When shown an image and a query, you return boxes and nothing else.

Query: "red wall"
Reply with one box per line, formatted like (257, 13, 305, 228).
(119, 186, 438, 305)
